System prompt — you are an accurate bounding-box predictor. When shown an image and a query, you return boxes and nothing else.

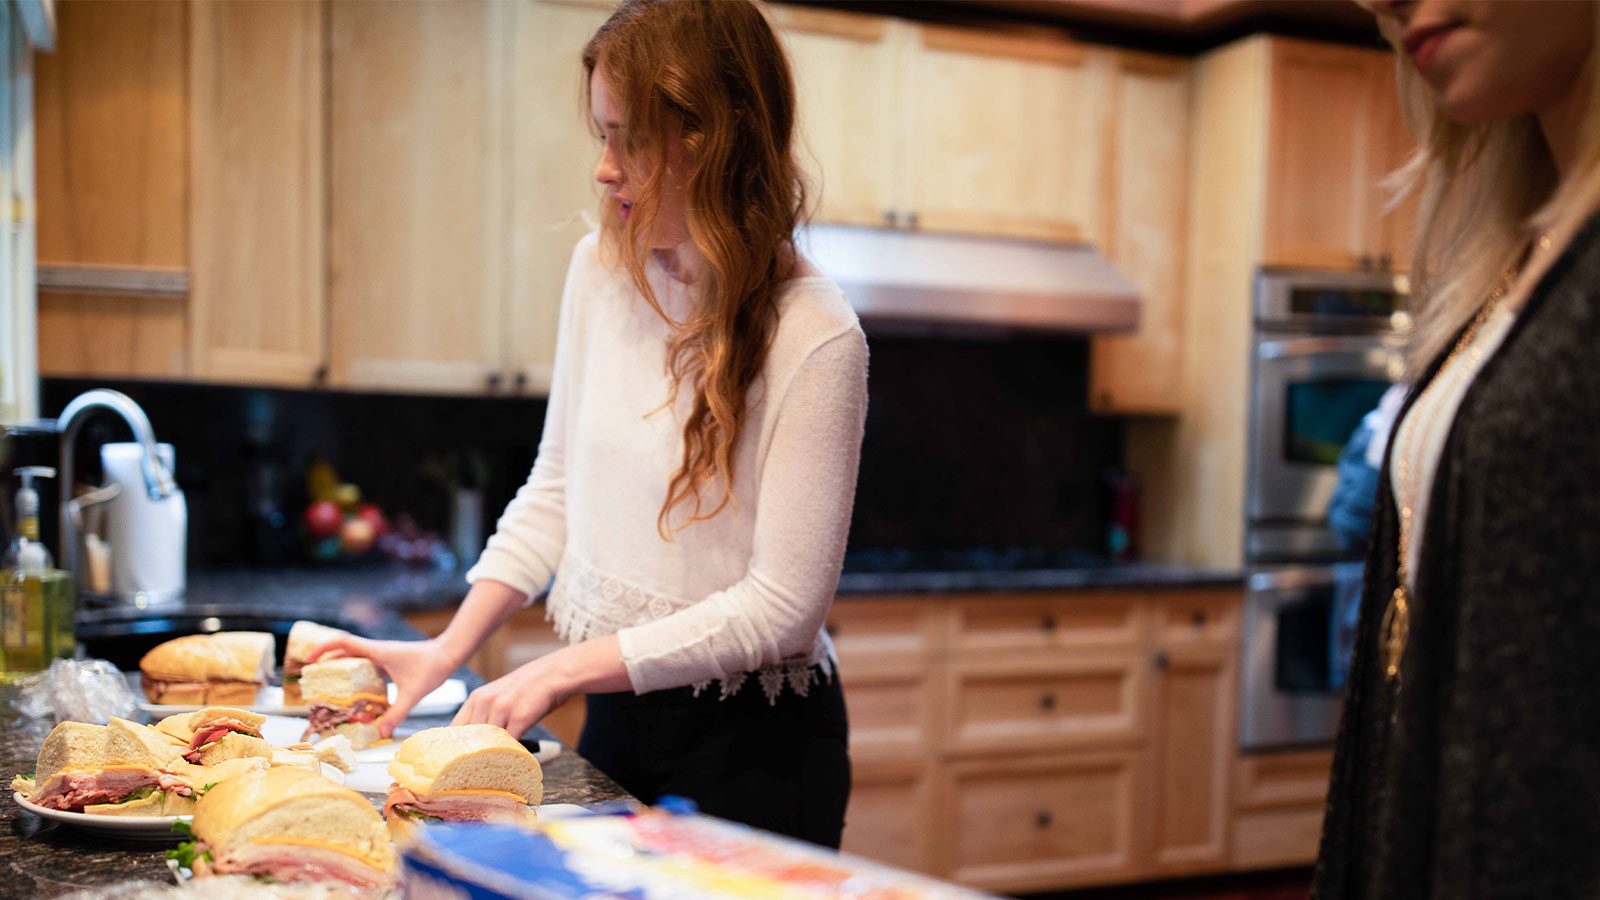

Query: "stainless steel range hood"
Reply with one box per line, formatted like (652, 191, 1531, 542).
(799, 224, 1141, 335)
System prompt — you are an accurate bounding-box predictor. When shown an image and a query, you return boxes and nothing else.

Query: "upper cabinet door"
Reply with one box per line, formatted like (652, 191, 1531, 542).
(905, 26, 1108, 244)
(35, 0, 186, 269)
(330, 0, 511, 394)
(189, 0, 326, 387)
(772, 6, 904, 230)
(1373, 53, 1419, 274)
(1262, 39, 1386, 270)
(505, 0, 613, 397)
(1090, 51, 1191, 416)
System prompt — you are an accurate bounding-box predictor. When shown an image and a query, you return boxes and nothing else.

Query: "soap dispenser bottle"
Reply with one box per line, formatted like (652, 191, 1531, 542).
(1, 466, 74, 679)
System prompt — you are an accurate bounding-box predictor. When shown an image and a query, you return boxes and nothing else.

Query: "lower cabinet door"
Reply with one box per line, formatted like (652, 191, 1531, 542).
(842, 758, 936, 876)
(943, 750, 1144, 893)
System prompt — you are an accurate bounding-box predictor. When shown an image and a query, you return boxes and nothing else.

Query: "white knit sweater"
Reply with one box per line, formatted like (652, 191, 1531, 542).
(466, 231, 869, 702)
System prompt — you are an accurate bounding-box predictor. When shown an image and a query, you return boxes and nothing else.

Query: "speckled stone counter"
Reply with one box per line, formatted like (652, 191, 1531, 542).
(0, 564, 630, 898)
(835, 562, 1243, 595)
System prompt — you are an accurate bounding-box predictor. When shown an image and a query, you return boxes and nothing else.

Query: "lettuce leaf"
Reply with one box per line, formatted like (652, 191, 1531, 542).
(115, 786, 158, 804)
(166, 836, 211, 869)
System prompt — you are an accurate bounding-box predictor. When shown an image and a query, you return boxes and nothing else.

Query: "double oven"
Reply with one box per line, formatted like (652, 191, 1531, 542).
(1239, 268, 1408, 751)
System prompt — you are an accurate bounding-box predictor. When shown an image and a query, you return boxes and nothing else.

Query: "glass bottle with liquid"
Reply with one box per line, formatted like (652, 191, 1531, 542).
(1, 467, 74, 681)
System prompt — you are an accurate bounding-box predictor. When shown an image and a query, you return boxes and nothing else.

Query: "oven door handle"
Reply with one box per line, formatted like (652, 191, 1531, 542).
(1256, 335, 1401, 360)
(1249, 564, 1363, 593)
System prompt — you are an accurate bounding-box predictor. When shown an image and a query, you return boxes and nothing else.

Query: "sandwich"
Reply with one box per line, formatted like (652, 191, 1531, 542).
(384, 724, 542, 840)
(282, 620, 350, 706)
(155, 707, 271, 764)
(104, 757, 270, 817)
(139, 632, 274, 705)
(174, 765, 396, 888)
(16, 717, 201, 814)
(299, 657, 388, 749)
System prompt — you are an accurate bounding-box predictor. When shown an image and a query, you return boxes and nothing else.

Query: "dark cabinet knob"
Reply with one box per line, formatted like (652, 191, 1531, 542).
(312, 364, 329, 385)
(1191, 610, 1208, 627)
(825, 622, 838, 638)
(1358, 253, 1374, 270)
(905, 210, 920, 230)
(1035, 810, 1053, 829)
(1039, 692, 1057, 711)
(1041, 614, 1057, 633)
(1154, 651, 1170, 670)
(1380, 253, 1394, 270)
(487, 372, 502, 389)
(514, 371, 528, 391)
(882, 209, 897, 228)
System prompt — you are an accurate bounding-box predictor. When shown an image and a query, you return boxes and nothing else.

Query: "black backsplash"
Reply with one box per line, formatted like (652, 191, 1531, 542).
(33, 334, 1121, 569)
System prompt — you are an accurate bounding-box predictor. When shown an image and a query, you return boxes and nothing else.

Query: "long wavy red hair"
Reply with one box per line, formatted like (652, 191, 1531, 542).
(583, 0, 809, 539)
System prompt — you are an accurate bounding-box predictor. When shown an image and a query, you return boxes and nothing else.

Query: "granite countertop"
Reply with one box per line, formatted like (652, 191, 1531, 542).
(836, 562, 1243, 595)
(1, 565, 629, 898)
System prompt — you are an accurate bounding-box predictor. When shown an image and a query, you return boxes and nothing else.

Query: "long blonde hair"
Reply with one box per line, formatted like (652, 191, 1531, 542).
(1378, 8, 1600, 380)
(581, 0, 809, 539)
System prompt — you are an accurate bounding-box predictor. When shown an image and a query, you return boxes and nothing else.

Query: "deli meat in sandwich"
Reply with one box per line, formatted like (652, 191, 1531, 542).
(12, 717, 238, 815)
(177, 765, 395, 888)
(155, 707, 271, 764)
(384, 724, 542, 840)
(299, 657, 388, 749)
(139, 632, 273, 706)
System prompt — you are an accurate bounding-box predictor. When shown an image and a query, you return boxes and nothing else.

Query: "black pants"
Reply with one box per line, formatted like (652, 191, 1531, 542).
(577, 668, 851, 848)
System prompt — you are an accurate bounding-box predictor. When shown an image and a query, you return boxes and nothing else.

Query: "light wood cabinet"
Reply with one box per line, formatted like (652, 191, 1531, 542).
(771, 5, 904, 230)
(35, 0, 188, 380)
(946, 653, 1146, 755)
(944, 750, 1145, 892)
(842, 758, 936, 875)
(1090, 52, 1191, 415)
(189, 0, 326, 386)
(906, 27, 1108, 243)
(506, 0, 613, 395)
(328, 0, 513, 394)
(1231, 747, 1333, 869)
(1262, 39, 1403, 271)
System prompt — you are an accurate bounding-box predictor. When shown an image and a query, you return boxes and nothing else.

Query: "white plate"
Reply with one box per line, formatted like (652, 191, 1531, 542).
(13, 763, 345, 840)
(342, 740, 562, 795)
(134, 676, 469, 717)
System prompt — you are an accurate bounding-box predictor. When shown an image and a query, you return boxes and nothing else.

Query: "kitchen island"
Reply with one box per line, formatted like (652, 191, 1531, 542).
(0, 566, 631, 898)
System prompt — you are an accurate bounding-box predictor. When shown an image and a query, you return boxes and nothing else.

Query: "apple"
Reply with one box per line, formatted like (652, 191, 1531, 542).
(354, 502, 388, 537)
(304, 500, 343, 539)
(340, 517, 377, 555)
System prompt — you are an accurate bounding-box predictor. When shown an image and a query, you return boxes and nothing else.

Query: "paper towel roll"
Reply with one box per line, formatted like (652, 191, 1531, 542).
(100, 443, 186, 596)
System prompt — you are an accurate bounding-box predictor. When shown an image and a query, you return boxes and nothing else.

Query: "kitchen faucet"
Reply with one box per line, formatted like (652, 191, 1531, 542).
(52, 389, 179, 602)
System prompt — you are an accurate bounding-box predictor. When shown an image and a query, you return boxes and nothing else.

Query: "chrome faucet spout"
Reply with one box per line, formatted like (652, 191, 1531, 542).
(52, 389, 178, 591)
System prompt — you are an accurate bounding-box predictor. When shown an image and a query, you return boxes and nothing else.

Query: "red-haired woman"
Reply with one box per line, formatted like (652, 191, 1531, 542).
(312, 0, 864, 846)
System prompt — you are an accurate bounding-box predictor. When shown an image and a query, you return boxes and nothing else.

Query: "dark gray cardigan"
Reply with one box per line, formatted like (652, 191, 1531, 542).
(1313, 212, 1600, 899)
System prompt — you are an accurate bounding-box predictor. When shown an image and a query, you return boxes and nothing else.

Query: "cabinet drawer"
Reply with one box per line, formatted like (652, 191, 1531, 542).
(946, 656, 1145, 753)
(1154, 591, 1241, 647)
(946, 751, 1142, 893)
(1231, 805, 1325, 869)
(826, 598, 940, 675)
(1234, 748, 1333, 810)
(842, 759, 935, 876)
(952, 595, 1143, 657)
(842, 670, 939, 759)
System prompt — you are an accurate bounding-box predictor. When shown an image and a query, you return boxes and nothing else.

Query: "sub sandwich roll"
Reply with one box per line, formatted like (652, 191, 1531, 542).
(183, 766, 396, 888)
(384, 724, 542, 840)
(139, 632, 273, 705)
(19, 718, 186, 813)
(300, 657, 388, 749)
(283, 620, 350, 706)
(155, 707, 268, 764)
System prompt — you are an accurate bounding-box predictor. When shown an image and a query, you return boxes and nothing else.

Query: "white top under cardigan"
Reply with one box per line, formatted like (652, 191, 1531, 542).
(465, 231, 870, 703)
(1390, 304, 1520, 593)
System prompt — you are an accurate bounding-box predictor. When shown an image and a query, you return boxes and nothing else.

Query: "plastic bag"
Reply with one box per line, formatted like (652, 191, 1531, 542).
(10, 658, 141, 724)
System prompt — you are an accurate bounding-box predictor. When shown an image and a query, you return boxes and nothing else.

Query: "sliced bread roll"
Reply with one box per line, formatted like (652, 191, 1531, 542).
(387, 724, 543, 805)
(194, 766, 395, 878)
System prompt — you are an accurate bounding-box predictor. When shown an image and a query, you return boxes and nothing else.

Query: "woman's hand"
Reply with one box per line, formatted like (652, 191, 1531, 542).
(306, 635, 459, 737)
(452, 634, 631, 739)
(452, 654, 567, 740)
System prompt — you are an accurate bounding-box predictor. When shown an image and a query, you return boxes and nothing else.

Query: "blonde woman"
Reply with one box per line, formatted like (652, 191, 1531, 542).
(1317, 1, 1600, 897)
(312, 0, 865, 846)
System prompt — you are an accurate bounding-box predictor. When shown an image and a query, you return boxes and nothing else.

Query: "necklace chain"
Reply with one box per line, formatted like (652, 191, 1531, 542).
(1380, 234, 1549, 687)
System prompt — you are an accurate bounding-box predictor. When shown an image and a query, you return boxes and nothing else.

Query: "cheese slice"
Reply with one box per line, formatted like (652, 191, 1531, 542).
(303, 692, 389, 707)
(254, 837, 391, 869)
(430, 788, 529, 804)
